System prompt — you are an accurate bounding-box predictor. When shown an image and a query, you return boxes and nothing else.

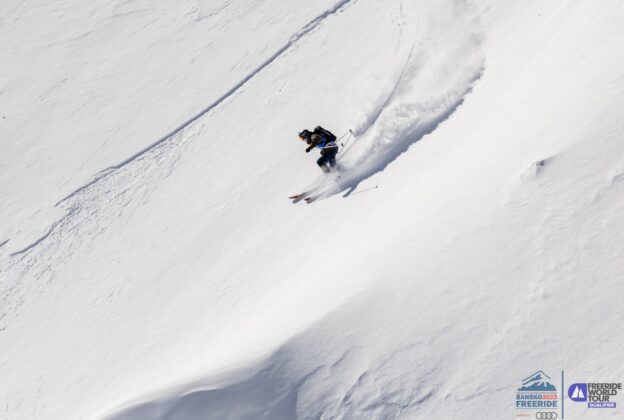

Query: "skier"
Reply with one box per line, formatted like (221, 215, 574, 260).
(298, 126, 339, 173)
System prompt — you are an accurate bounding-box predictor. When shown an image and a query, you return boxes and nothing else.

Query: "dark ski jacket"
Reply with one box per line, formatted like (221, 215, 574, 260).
(305, 133, 338, 154)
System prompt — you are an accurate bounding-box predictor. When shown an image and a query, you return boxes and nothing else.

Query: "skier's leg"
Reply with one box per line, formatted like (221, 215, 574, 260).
(317, 154, 330, 172)
(329, 149, 338, 168)
(320, 148, 337, 170)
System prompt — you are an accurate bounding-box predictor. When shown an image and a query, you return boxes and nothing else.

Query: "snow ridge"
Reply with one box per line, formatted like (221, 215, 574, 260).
(105, 335, 439, 420)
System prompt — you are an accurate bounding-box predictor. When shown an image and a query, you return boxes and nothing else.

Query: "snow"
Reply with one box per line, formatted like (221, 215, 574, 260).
(1, 0, 623, 419)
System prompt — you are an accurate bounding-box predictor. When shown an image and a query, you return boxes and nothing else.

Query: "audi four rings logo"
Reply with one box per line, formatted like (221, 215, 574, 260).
(535, 412, 557, 419)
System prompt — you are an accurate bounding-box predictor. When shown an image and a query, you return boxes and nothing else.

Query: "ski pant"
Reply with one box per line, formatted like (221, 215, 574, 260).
(317, 147, 338, 168)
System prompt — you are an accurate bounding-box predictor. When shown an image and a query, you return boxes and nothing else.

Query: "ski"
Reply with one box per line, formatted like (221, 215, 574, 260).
(289, 191, 314, 203)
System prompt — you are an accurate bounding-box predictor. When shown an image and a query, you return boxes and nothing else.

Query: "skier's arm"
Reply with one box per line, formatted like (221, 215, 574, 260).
(305, 134, 321, 153)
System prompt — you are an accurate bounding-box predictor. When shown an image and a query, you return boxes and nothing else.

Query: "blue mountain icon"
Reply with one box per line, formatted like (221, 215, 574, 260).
(518, 371, 557, 391)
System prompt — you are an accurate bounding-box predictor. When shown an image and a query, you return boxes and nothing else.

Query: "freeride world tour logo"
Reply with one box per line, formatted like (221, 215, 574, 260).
(568, 383, 588, 402)
(516, 371, 559, 417)
(568, 382, 621, 408)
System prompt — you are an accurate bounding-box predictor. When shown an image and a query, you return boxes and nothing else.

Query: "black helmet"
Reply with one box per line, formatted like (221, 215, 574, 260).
(298, 129, 311, 140)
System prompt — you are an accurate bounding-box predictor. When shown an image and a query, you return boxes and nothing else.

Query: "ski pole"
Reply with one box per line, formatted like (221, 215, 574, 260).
(338, 129, 355, 158)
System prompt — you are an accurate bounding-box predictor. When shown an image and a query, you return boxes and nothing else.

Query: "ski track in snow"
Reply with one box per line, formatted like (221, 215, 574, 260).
(56, 0, 359, 207)
(0, 0, 359, 328)
(297, 4, 485, 203)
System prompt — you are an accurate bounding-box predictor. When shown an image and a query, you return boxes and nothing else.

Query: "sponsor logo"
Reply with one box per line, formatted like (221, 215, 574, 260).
(535, 413, 557, 419)
(516, 371, 559, 419)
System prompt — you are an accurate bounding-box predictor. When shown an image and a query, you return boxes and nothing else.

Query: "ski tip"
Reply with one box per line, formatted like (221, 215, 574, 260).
(290, 193, 310, 203)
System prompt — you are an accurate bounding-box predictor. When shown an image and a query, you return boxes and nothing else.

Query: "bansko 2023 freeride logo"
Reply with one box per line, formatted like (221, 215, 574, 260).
(516, 371, 558, 417)
(568, 382, 621, 408)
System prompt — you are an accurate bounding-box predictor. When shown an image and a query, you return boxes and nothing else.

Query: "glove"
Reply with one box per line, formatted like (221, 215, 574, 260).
(305, 147, 312, 153)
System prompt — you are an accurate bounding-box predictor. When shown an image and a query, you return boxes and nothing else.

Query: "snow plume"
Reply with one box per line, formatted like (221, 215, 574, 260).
(315, 0, 485, 199)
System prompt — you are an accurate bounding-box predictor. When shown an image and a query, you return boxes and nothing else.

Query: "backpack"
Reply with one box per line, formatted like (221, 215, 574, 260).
(313, 126, 337, 143)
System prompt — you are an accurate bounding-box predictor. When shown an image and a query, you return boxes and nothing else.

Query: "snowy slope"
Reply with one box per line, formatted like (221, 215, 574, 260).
(1, 0, 623, 419)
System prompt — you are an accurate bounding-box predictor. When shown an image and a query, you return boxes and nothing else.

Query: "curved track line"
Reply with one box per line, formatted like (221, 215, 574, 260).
(55, 0, 357, 207)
